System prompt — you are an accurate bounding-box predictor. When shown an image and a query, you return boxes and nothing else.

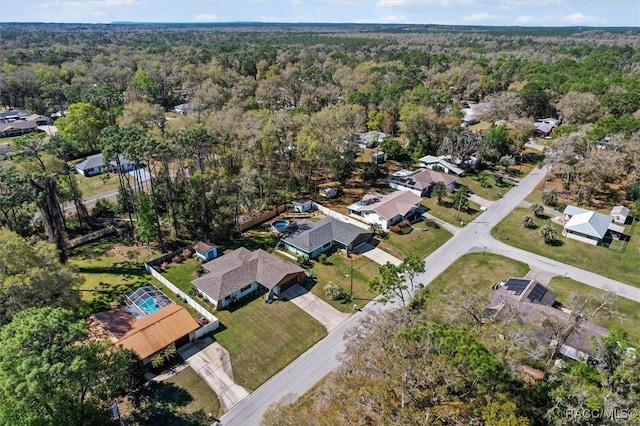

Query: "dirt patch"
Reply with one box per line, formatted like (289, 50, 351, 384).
(107, 245, 150, 261)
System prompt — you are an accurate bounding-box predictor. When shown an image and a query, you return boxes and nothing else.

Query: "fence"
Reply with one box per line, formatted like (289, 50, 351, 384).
(144, 251, 219, 336)
(66, 226, 119, 249)
(312, 202, 370, 230)
(237, 204, 287, 232)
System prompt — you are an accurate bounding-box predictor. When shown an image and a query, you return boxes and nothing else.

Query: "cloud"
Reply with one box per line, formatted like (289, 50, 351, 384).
(515, 15, 537, 24)
(376, 0, 410, 6)
(565, 12, 606, 25)
(461, 12, 504, 23)
(193, 14, 219, 21)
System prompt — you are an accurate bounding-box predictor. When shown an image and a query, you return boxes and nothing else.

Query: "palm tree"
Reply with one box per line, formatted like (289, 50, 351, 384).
(369, 222, 384, 237)
(541, 188, 558, 206)
(529, 202, 544, 217)
(522, 215, 535, 228)
(540, 224, 557, 244)
(431, 181, 447, 205)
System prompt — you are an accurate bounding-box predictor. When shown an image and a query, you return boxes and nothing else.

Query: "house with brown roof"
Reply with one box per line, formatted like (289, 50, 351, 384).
(192, 247, 305, 310)
(485, 278, 608, 362)
(347, 190, 423, 230)
(89, 304, 200, 365)
(389, 168, 457, 197)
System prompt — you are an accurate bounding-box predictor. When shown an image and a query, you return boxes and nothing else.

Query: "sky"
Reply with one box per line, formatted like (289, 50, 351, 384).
(1, 0, 639, 27)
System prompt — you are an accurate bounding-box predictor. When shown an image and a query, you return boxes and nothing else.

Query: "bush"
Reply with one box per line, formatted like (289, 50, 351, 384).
(171, 255, 182, 264)
(323, 282, 348, 300)
(182, 248, 193, 258)
(542, 189, 558, 206)
(160, 261, 169, 271)
(318, 253, 329, 264)
(627, 183, 640, 201)
(424, 219, 440, 229)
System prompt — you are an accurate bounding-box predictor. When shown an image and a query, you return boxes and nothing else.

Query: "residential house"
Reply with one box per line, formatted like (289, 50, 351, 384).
(192, 247, 305, 310)
(74, 152, 139, 177)
(485, 277, 608, 362)
(0, 120, 39, 138)
(193, 241, 220, 262)
(610, 205, 631, 225)
(89, 284, 199, 365)
(533, 118, 560, 137)
(389, 168, 457, 197)
(282, 217, 372, 258)
(348, 190, 423, 230)
(419, 155, 465, 176)
(356, 131, 387, 149)
(172, 103, 190, 114)
(562, 205, 622, 245)
(292, 199, 313, 213)
(26, 114, 51, 125)
(0, 109, 29, 123)
(319, 186, 339, 199)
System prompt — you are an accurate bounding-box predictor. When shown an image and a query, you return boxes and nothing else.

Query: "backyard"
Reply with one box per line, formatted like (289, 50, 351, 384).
(377, 222, 451, 260)
(492, 207, 640, 287)
(547, 277, 640, 343)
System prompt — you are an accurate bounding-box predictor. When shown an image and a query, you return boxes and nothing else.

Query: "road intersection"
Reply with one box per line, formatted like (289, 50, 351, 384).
(219, 165, 640, 425)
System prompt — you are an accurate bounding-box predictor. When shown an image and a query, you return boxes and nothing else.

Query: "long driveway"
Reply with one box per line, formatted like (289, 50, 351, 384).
(220, 164, 640, 425)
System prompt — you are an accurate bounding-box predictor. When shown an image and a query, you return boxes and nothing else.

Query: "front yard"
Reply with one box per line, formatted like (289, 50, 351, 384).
(212, 295, 326, 391)
(421, 196, 482, 226)
(121, 367, 221, 425)
(456, 171, 514, 201)
(306, 251, 381, 312)
(377, 223, 451, 260)
(492, 207, 640, 287)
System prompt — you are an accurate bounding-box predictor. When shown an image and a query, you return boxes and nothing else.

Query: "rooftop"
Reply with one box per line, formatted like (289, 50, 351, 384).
(349, 190, 422, 221)
(283, 217, 370, 253)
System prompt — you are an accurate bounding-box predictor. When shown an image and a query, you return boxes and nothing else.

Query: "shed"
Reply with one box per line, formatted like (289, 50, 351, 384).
(193, 242, 220, 261)
(293, 199, 313, 213)
(319, 186, 338, 199)
(371, 152, 385, 164)
(610, 205, 631, 224)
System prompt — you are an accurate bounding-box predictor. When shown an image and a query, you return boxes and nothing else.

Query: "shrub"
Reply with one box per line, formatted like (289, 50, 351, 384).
(182, 248, 193, 258)
(424, 219, 440, 229)
(318, 253, 329, 264)
(160, 261, 169, 271)
(171, 255, 181, 264)
(323, 282, 347, 300)
(627, 183, 640, 201)
(541, 188, 558, 206)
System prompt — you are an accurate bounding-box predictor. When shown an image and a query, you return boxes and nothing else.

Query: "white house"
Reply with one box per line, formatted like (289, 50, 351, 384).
(319, 186, 339, 199)
(348, 190, 422, 230)
(562, 206, 615, 245)
(419, 155, 465, 176)
(293, 199, 313, 213)
(610, 205, 631, 224)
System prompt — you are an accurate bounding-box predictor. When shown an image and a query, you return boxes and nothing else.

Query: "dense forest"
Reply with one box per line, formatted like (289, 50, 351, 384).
(1, 23, 640, 424)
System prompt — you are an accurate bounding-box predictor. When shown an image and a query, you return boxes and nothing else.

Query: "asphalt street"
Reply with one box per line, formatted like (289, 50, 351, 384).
(220, 165, 640, 425)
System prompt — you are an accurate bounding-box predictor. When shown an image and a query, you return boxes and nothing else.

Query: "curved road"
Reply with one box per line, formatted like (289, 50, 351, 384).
(219, 165, 639, 425)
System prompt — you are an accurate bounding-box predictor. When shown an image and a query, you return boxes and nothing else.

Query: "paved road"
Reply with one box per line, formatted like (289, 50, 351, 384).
(220, 167, 549, 425)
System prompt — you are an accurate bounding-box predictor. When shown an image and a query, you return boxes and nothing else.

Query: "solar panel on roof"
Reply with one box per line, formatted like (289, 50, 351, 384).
(527, 284, 547, 302)
(503, 278, 530, 295)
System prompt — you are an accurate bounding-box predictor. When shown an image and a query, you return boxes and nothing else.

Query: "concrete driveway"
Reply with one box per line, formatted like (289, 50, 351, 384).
(356, 243, 402, 266)
(177, 338, 249, 412)
(281, 284, 350, 332)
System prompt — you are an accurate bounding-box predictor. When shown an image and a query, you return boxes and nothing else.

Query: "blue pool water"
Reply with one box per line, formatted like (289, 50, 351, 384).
(139, 297, 161, 314)
(271, 220, 290, 232)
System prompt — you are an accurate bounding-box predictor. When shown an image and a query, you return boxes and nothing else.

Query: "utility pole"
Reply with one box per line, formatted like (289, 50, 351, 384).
(349, 249, 354, 300)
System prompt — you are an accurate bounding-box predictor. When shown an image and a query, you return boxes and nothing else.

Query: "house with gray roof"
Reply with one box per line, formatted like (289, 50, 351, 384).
(282, 217, 372, 259)
(562, 205, 620, 245)
(0, 120, 39, 138)
(419, 155, 465, 176)
(192, 247, 305, 310)
(610, 205, 631, 224)
(75, 152, 139, 177)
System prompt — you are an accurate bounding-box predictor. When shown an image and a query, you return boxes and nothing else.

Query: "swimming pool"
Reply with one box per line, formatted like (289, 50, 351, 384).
(271, 220, 290, 233)
(138, 297, 161, 315)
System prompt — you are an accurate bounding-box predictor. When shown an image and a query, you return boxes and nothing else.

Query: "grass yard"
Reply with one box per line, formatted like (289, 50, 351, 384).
(421, 196, 482, 226)
(424, 253, 530, 305)
(74, 172, 120, 198)
(457, 171, 514, 201)
(121, 367, 221, 425)
(493, 208, 640, 287)
(160, 258, 201, 293)
(224, 229, 278, 253)
(547, 277, 640, 344)
(213, 295, 326, 391)
(377, 224, 451, 260)
(306, 251, 381, 312)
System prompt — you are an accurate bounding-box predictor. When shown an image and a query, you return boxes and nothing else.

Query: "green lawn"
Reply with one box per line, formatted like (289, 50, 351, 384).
(224, 229, 278, 252)
(74, 172, 121, 198)
(424, 253, 530, 304)
(421, 196, 482, 226)
(493, 208, 640, 287)
(160, 258, 201, 293)
(377, 224, 451, 260)
(306, 252, 380, 312)
(547, 277, 640, 344)
(213, 295, 326, 391)
(121, 367, 221, 425)
(457, 171, 514, 201)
